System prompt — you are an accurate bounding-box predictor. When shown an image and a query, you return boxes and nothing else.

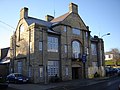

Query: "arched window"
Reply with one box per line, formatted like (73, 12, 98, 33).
(19, 24, 24, 33)
(19, 24, 24, 41)
(72, 41, 81, 58)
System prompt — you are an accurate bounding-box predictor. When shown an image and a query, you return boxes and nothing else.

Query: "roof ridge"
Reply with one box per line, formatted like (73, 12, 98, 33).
(26, 16, 52, 27)
(28, 17, 49, 23)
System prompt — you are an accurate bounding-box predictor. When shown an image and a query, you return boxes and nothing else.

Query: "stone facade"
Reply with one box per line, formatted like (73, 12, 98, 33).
(10, 3, 105, 83)
(88, 36, 105, 78)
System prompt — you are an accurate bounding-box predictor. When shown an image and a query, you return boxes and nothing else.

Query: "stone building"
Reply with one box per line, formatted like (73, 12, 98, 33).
(89, 36, 105, 78)
(105, 50, 120, 67)
(10, 3, 105, 83)
(0, 47, 10, 76)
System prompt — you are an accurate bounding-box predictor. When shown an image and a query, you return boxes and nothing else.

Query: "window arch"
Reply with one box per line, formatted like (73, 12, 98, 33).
(72, 40, 81, 58)
(19, 24, 24, 41)
(19, 24, 24, 33)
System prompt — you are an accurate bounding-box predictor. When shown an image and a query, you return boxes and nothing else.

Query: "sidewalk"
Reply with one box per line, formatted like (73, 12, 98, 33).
(9, 77, 110, 90)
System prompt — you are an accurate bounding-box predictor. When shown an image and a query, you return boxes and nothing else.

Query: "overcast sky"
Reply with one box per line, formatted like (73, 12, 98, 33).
(0, 0, 120, 52)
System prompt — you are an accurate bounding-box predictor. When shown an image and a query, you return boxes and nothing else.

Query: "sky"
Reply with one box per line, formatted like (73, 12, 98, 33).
(0, 0, 120, 52)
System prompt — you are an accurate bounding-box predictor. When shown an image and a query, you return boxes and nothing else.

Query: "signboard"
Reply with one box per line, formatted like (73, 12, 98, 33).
(82, 54, 87, 63)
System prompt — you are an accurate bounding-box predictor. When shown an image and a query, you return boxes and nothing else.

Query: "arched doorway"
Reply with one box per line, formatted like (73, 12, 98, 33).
(72, 64, 82, 79)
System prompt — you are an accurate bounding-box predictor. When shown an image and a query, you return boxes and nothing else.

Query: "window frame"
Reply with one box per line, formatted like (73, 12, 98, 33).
(17, 61, 22, 74)
(64, 26, 67, 32)
(47, 61, 59, 76)
(39, 67, 43, 77)
(28, 66, 32, 77)
(65, 67, 69, 76)
(48, 36, 58, 52)
(39, 41, 43, 51)
(91, 43, 97, 55)
(19, 24, 24, 41)
(64, 44, 67, 53)
(72, 40, 81, 58)
(72, 28, 81, 35)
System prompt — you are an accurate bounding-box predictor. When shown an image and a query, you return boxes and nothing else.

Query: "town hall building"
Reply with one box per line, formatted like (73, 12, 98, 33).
(10, 3, 105, 83)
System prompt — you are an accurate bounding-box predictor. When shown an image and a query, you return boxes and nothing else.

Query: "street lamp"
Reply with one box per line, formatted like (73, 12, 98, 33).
(101, 33, 110, 38)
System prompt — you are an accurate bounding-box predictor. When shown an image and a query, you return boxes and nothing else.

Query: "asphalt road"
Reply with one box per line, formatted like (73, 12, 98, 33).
(5, 76, 120, 90)
(0, 87, 19, 90)
(73, 77, 120, 90)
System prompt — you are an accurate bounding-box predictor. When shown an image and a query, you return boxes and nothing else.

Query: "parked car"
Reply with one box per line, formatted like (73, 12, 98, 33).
(0, 76, 8, 89)
(116, 68, 120, 76)
(6, 73, 29, 83)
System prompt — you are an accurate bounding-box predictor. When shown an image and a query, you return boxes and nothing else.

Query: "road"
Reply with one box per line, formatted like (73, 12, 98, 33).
(6, 87, 19, 90)
(74, 77, 120, 90)
(5, 76, 120, 90)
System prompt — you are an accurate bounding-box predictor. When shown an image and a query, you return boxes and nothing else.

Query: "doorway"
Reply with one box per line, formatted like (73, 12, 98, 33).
(72, 67, 81, 79)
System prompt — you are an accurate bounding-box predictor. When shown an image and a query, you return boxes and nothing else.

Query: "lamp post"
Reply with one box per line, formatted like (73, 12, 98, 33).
(100, 32, 110, 76)
(101, 33, 110, 38)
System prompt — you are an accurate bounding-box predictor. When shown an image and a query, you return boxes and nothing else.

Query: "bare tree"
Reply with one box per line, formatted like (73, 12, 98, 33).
(110, 48, 120, 66)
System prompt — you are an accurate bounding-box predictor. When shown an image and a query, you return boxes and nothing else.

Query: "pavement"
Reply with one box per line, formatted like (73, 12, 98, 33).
(8, 77, 111, 90)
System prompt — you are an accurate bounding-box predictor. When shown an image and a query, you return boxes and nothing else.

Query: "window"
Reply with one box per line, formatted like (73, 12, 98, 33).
(18, 62, 22, 74)
(108, 55, 111, 58)
(85, 32, 88, 47)
(48, 36, 58, 52)
(48, 61, 59, 76)
(20, 24, 24, 33)
(29, 29, 32, 42)
(64, 45, 67, 53)
(28, 67, 32, 77)
(65, 67, 69, 76)
(72, 28, 80, 35)
(86, 32, 88, 38)
(91, 43, 97, 55)
(39, 41, 42, 51)
(64, 26, 67, 32)
(72, 41, 81, 58)
(39, 67, 43, 77)
(19, 24, 24, 41)
(30, 42, 32, 52)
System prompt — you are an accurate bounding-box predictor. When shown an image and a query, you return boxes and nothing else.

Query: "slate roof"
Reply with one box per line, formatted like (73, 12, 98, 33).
(25, 12, 70, 28)
(0, 47, 10, 60)
(0, 47, 10, 64)
(25, 17, 52, 27)
(51, 12, 70, 23)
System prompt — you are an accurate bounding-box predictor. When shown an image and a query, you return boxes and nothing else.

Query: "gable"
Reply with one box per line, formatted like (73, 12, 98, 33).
(60, 13, 88, 30)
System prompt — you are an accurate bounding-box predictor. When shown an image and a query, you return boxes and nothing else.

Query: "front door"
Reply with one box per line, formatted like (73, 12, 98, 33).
(72, 67, 82, 79)
(72, 67, 79, 79)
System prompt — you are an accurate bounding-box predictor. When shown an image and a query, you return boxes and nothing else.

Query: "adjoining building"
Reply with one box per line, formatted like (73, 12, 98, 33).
(105, 51, 120, 67)
(0, 47, 10, 76)
(90, 36, 105, 78)
(10, 3, 105, 83)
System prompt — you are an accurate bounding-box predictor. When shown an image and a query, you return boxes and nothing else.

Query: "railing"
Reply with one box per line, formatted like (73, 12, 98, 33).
(72, 53, 81, 61)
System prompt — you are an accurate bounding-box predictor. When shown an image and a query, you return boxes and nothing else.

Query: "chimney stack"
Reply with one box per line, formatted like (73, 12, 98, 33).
(45, 15, 54, 22)
(69, 3, 78, 14)
(20, 7, 28, 19)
